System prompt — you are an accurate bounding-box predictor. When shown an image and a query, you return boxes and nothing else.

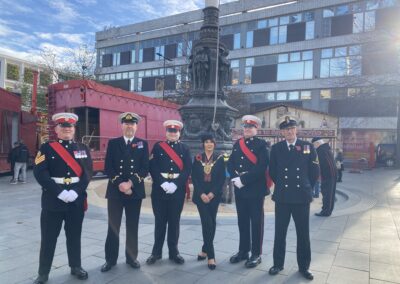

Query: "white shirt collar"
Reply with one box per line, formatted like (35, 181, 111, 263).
(286, 138, 297, 148)
(124, 136, 134, 144)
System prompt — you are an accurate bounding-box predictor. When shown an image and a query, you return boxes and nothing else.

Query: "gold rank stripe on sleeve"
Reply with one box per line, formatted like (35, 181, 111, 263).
(111, 175, 119, 183)
(313, 156, 319, 164)
(35, 153, 45, 165)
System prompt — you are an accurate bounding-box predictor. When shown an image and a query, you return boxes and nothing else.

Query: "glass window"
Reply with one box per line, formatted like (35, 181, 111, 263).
(122, 72, 128, 79)
(335, 47, 347, 57)
(305, 21, 314, 40)
(348, 88, 361, 97)
(270, 27, 278, 45)
(290, 13, 302, 23)
(245, 58, 255, 66)
(322, 48, 333, 58)
(231, 68, 239, 85)
(110, 73, 116, 80)
(352, 2, 363, 12)
(323, 8, 334, 17)
(366, 0, 379, 10)
(288, 91, 299, 100)
(234, 33, 241, 49)
(278, 54, 289, 63)
(278, 26, 287, 44)
(277, 92, 287, 100)
(320, 59, 330, 78)
(139, 49, 143, 62)
(166, 67, 174, 75)
(301, 90, 312, 100)
(258, 20, 267, 29)
(320, 89, 331, 99)
(130, 79, 135, 91)
(116, 73, 122, 80)
(177, 42, 183, 57)
(330, 57, 347, 77)
(353, 13, 364, 33)
(145, 70, 152, 77)
(349, 45, 361, 56)
(349, 56, 362, 75)
(304, 61, 313, 79)
(269, 18, 278, 27)
(290, 52, 301, 62)
(152, 69, 159, 76)
(137, 78, 142, 91)
(187, 40, 193, 56)
(302, 50, 313, 60)
(138, 71, 144, 77)
(280, 16, 289, 25)
(267, 93, 275, 100)
(364, 11, 375, 31)
(159, 68, 164, 75)
(304, 11, 314, 21)
(336, 5, 349, 15)
(129, 72, 135, 78)
(131, 50, 136, 63)
(104, 74, 109, 80)
(277, 62, 305, 81)
(231, 59, 239, 68)
(244, 67, 252, 84)
(246, 31, 253, 48)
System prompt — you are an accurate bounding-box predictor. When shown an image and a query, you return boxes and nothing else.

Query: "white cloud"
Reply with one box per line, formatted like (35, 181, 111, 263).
(0, 46, 42, 62)
(74, 0, 97, 5)
(48, 0, 80, 25)
(0, 0, 33, 15)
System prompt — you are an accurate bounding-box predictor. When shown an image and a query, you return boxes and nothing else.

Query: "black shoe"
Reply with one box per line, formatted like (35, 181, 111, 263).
(245, 255, 261, 268)
(100, 262, 114, 272)
(126, 259, 140, 269)
(169, 254, 185, 264)
(197, 253, 207, 261)
(268, 266, 283, 275)
(315, 211, 330, 217)
(229, 252, 249, 263)
(70, 267, 88, 280)
(146, 254, 162, 265)
(208, 264, 216, 270)
(33, 274, 48, 284)
(300, 269, 314, 280)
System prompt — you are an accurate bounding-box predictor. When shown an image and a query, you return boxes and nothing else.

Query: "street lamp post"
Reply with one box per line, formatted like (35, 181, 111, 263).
(156, 52, 172, 100)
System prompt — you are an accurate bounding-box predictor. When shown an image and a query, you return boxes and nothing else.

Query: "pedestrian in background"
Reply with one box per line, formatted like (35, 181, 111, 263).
(335, 148, 344, 182)
(312, 138, 337, 217)
(8, 141, 19, 183)
(12, 140, 29, 184)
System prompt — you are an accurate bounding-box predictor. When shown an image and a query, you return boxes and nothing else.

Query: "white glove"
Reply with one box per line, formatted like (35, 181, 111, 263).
(66, 190, 78, 202)
(166, 182, 177, 194)
(57, 190, 70, 203)
(232, 177, 244, 189)
(161, 182, 169, 192)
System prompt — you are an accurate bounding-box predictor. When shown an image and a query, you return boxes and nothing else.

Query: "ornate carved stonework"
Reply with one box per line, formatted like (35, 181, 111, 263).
(180, 2, 238, 153)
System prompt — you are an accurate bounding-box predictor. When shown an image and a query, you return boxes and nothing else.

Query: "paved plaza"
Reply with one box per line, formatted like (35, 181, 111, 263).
(1, 168, 400, 283)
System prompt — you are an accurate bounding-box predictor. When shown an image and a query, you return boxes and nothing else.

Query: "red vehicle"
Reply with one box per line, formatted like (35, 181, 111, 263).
(47, 80, 180, 174)
(0, 88, 38, 173)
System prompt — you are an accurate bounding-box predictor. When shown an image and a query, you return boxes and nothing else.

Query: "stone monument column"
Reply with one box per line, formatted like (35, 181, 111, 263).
(180, 0, 238, 154)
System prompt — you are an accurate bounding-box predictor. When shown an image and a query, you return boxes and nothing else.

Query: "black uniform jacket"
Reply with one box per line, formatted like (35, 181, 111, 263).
(227, 136, 269, 199)
(149, 140, 191, 200)
(105, 137, 149, 200)
(191, 152, 226, 205)
(34, 140, 93, 211)
(316, 143, 337, 182)
(269, 139, 320, 204)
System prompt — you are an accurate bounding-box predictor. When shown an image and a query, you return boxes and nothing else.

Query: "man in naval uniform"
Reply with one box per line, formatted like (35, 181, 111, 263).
(33, 113, 93, 284)
(146, 120, 191, 265)
(268, 115, 319, 280)
(101, 112, 149, 272)
(227, 115, 269, 268)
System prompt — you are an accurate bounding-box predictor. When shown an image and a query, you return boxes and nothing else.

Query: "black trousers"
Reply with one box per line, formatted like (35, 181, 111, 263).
(151, 197, 184, 257)
(38, 208, 84, 275)
(235, 197, 265, 256)
(273, 202, 311, 271)
(196, 198, 220, 259)
(321, 180, 336, 215)
(105, 198, 142, 264)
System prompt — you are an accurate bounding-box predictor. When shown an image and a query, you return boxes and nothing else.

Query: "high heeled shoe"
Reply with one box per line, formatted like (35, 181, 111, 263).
(208, 259, 216, 270)
(197, 253, 207, 261)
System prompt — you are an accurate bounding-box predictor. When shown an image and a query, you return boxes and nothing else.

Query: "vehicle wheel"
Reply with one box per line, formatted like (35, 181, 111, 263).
(386, 159, 394, 167)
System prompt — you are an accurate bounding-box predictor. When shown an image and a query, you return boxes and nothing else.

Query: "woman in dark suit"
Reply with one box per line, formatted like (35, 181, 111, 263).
(192, 134, 226, 270)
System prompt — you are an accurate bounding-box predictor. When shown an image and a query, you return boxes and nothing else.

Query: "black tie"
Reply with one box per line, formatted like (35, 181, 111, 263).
(127, 140, 132, 148)
(289, 144, 294, 151)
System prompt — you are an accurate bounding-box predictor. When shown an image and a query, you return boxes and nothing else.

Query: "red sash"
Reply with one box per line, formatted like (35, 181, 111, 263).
(238, 138, 273, 190)
(49, 142, 83, 177)
(49, 142, 88, 211)
(159, 142, 184, 171)
(239, 138, 257, 164)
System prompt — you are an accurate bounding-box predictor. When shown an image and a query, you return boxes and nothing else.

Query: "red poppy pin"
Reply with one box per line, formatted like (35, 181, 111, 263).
(296, 146, 301, 151)
(131, 143, 137, 148)
(195, 154, 202, 161)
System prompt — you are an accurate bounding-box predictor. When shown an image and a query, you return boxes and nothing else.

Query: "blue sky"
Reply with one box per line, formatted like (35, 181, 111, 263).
(0, 0, 235, 62)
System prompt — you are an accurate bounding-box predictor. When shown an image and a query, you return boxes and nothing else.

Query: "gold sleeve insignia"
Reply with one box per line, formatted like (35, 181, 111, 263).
(35, 152, 45, 165)
(312, 156, 319, 164)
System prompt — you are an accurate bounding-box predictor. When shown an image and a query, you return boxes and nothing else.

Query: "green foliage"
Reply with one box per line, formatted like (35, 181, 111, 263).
(20, 83, 31, 109)
(6, 63, 19, 80)
(23, 68, 35, 84)
(39, 72, 52, 86)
